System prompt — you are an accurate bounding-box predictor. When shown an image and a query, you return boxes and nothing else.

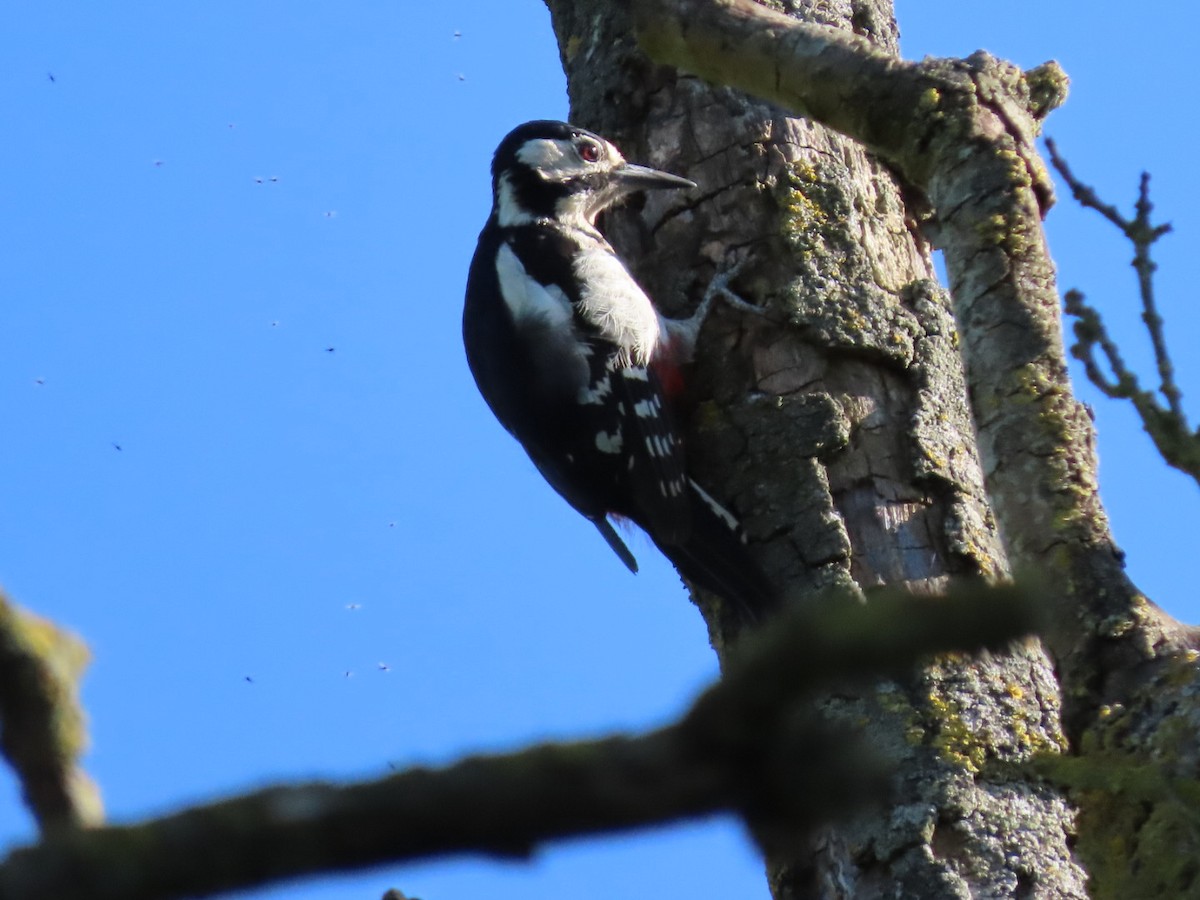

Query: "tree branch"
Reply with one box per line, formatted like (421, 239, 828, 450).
(0, 590, 102, 834)
(1045, 139, 1200, 483)
(0, 584, 1036, 900)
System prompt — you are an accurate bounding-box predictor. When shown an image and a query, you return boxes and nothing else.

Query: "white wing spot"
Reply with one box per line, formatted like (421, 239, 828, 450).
(579, 372, 612, 405)
(596, 429, 623, 454)
(633, 398, 658, 419)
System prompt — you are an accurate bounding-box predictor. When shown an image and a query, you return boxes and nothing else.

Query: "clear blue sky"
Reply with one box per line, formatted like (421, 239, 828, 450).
(2, 2, 1195, 898)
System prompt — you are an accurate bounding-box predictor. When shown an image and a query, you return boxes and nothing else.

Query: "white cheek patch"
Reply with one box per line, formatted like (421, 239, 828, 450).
(517, 139, 583, 178)
(516, 137, 625, 184)
(495, 243, 572, 327)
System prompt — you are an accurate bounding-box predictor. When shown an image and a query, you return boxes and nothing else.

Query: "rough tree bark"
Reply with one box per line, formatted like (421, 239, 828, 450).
(541, 0, 1198, 897)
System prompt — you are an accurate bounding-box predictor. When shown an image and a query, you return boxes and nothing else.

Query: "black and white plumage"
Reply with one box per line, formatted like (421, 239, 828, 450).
(463, 120, 774, 621)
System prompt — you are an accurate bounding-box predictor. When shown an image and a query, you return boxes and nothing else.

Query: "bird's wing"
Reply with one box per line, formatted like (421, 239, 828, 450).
(608, 362, 691, 545)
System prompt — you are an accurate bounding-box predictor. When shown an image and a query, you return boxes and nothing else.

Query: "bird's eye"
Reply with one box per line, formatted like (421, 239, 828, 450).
(578, 140, 602, 163)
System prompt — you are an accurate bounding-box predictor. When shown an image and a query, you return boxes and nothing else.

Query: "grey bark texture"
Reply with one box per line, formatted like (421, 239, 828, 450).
(541, 0, 1198, 897)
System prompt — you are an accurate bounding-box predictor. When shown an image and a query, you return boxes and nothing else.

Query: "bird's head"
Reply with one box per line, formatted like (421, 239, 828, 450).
(490, 120, 694, 230)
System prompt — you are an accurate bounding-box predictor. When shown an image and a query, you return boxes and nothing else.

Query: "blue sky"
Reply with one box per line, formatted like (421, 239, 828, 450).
(2, 2, 1195, 898)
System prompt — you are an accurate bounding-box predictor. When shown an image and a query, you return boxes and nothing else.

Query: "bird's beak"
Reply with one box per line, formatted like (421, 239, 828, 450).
(613, 163, 696, 193)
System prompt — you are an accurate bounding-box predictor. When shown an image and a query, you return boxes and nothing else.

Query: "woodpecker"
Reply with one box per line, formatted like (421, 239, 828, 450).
(463, 120, 774, 621)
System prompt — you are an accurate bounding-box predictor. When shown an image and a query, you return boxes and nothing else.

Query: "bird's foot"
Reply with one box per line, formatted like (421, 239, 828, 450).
(665, 256, 770, 361)
(700, 256, 769, 320)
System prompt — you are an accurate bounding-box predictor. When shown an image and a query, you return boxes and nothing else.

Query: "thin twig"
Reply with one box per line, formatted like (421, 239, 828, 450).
(1062, 290, 1135, 398)
(1046, 139, 1200, 483)
(1046, 138, 1181, 416)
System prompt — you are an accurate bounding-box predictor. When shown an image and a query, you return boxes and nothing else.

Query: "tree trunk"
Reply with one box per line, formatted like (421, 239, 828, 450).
(542, 1, 1086, 896)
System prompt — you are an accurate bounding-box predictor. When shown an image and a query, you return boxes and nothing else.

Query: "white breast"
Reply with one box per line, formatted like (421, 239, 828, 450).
(572, 247, 662, 367)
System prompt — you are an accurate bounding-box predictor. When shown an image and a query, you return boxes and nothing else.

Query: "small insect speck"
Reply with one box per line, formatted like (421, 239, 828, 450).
(325, 347, 335, 353)
(378, 662, 391, 673)
(47, 72, 56, 83)
(323, 210, 337, 218)
(269, 175, 279, 183)
(344, 670, 354, 678)
(34, 378, 44, 385)
(453, 30, 462, 39)
(112, 442, 123, 452)
(388, 521, 396, 528)
(245, 676, 254, 683)
(345, 603, 362, 611)
(254, 176, 263, 184)
(270, 320, 280, 327)
(227, 122, 235, 129)
(386, 761, 397, 771)
(456, 73, 466, 82)
(153, 160, 164, 167)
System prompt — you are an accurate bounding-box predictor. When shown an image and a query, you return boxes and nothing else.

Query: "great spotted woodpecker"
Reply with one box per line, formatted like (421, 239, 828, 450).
(463, 120, 774, 621)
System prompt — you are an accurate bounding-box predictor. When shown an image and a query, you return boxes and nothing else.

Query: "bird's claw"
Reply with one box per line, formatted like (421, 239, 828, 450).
(700, 256, 769, 319)
(665, 257, 769, 362)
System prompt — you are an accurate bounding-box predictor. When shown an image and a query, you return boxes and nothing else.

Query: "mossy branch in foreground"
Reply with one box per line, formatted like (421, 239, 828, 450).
(0, 583, 1038, 900)
(0, 590, 102, 834)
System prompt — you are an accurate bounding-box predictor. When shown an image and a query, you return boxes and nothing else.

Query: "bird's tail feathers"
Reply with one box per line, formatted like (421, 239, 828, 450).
(593, 517, 639, 574)
(655, 480, 778, 625)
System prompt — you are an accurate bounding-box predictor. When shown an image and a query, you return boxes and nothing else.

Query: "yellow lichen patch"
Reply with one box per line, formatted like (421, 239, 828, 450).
(776, 159, 851, 267)
(564, 35, 583, 62)
(974, 213, 1009, 246)
(918, 87, 942, 113)
(1010, 707, 1068, 755)
(927, 690, 988, 774)
(780, 165, 830, 233)
(996, 147, 1033, 189)
(918, 444, 948, 470)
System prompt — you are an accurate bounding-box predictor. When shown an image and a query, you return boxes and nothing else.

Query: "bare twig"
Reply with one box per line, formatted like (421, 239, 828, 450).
(1062, 289, 1136, 398)
(0, 590, 102, 834)
(0, 584, 1037, 900)
(1046, 139, 1200, 482)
